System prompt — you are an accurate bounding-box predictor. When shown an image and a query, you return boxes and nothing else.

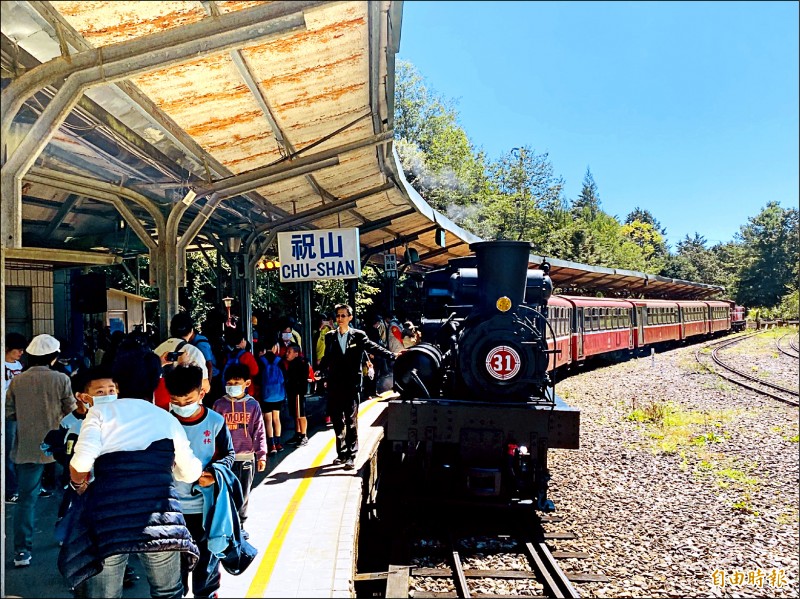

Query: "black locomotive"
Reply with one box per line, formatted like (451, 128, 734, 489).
(385, 241, 580, 511)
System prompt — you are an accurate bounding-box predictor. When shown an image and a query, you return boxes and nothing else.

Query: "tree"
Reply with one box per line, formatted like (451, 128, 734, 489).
(484, 146, 565, 243)
(625, 207, 667, 237)
(619, 220, 668, 274)
(571, 168, 601, 221)
(394, 61, 485, 213)
(735, 202, 799, 308)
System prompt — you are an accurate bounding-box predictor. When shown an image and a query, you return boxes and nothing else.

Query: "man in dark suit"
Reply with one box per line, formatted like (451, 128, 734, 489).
(318, 304, 398, 470)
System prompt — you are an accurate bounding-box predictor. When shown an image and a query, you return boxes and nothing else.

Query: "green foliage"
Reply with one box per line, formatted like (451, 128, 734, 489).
(571, 168, 601, 221)
(776, 289, 799, 319)
(735, 202, 799, 308)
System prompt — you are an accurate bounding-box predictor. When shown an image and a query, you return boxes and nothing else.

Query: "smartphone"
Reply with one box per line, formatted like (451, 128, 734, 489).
(167, 350, 185, 362)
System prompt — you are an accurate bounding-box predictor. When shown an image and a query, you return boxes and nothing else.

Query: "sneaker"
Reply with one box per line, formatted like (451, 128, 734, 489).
(325, 416, 332, 427)
(343, 458, 355, 470)
(241, 529, 250, 540)
(299, 436, 308, 446)
(6, 494, 18, 504)
(274, 443, 284, 452)
(14, 551, 31, 567)
(39, 488, 53, 498)
(286, 434, 303, 446)
(332, 457, 346, 465)
(269, 447, 277, 455)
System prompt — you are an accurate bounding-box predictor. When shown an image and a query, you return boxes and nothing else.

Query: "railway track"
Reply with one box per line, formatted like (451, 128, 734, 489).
(695, 332, 799, 407)
(776, 332, 800, 359)
(356, 505, 608, 598)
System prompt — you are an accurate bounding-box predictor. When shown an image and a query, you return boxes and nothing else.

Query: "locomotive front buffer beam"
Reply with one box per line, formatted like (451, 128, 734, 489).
(385, 397, 580, 511)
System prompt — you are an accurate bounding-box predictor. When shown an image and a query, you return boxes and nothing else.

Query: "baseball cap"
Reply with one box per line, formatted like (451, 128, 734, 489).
(26, 334, 60, 356)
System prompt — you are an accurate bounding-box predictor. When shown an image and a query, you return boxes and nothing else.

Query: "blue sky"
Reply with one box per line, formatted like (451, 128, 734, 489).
(397, 1, 799, 249)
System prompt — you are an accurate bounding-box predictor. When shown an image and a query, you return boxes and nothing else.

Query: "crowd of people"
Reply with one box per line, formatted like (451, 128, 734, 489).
(4, 305, 419, 598)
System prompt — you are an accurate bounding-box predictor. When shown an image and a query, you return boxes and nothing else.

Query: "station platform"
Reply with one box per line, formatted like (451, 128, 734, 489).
(4, 394, 389, 598)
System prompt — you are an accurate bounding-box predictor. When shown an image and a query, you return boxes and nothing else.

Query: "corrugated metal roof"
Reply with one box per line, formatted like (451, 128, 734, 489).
(1, 0, 723, 299)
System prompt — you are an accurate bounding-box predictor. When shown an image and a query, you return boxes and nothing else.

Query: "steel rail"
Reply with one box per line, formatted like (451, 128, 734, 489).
(448, 535, 471, 599)
(776, 333, 800, 359)
(695, 333, 799, 407)
(523, 540, 580, 599)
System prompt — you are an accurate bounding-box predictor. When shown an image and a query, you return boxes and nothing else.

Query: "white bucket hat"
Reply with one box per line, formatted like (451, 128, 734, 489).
(26, 334, 60, 356)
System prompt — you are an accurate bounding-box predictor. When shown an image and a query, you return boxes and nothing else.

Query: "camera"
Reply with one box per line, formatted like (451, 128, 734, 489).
(167, 350, 185, 362)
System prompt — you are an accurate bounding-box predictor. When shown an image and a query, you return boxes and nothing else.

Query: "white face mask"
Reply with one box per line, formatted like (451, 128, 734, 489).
(92, 394, 117, 405)
(170, 402, 199, 417)
(226, 385, 244, 398)
(281, 332, 293, 341)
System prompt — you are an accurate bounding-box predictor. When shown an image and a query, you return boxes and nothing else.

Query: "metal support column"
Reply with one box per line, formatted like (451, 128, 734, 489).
(152, 240, 182, 341)
(299, 281, 313, 355)
(387, 276, 396, 315)
(346, 279, 358, 324)
(0, 244, 6, 597)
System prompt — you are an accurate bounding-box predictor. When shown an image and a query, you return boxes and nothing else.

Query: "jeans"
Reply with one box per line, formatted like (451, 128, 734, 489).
(13, 462, 44, 553)
(183, 512, 221, 598)
(76, 551, 183, 598)
(232, 459, 254, 522)
(5, 420, 17, 496)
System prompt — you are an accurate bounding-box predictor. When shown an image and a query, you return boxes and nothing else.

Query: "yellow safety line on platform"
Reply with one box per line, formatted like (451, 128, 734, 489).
(246, 396, 381, 597)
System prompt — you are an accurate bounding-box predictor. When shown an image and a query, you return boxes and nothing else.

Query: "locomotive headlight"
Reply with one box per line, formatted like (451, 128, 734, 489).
(496, 296, 512, 312)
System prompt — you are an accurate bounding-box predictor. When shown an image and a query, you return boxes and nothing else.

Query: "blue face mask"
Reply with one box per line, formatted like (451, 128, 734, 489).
(92, 394, 117, 405)
(226, 385, 244, 398)
(170, 402, 199, 418)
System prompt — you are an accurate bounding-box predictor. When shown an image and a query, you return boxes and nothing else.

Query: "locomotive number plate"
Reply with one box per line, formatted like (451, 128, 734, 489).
(485, 345, 521, 380)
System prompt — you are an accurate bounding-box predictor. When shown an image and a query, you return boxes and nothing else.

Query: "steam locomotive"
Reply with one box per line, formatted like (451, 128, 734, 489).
(385, 241, 580, 511)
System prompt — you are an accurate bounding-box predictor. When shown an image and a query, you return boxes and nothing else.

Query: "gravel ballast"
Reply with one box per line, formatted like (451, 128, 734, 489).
(546, 330, 799, 598)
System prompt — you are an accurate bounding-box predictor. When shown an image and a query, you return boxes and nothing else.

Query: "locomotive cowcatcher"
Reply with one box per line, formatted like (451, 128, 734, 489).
(385, 240, 580, 511)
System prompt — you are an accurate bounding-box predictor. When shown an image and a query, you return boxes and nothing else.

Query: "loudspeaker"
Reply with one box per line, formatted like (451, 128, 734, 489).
(73, 272, 108, 314)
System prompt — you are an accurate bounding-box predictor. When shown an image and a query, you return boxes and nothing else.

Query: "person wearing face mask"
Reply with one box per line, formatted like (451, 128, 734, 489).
(212, 363, 267, 536)
(40, 370, 91, 529)
(276, 318, 302, 358)
(5, 334, 75, 568)
(164, 364, 235, 599)
(58, 366, 203, 598)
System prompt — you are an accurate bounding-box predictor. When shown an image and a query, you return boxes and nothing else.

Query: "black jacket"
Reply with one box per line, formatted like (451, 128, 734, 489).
(319, 328, 396, 392)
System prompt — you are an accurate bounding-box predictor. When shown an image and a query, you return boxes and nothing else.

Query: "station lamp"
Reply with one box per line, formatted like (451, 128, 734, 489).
(257, 258, 280, 271)
(222, 296, 234, 327)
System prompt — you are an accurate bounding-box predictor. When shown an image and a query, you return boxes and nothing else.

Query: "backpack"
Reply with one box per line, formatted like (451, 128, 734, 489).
(221, 348, 246, 385)
(191, 333, 217, 377)
(259, 354, 286, 403)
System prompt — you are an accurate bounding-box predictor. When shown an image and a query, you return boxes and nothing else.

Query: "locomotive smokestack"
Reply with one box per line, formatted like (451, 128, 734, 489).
(470, 240, 532, 314)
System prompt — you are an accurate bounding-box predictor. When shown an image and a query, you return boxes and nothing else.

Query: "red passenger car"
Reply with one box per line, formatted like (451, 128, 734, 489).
(629, 299, 682, 346)
(706, 301, 732, 334)
(559, 296, 635, 363)
(545, 296, 574, 370)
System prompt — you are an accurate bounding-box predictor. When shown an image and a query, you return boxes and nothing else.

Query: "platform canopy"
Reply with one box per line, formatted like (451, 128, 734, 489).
(0, 0, 724, 301)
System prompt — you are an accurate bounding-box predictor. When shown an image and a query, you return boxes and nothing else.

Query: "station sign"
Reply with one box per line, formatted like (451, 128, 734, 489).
(384, 252, 398, 279)
(277, 228, 361, 283)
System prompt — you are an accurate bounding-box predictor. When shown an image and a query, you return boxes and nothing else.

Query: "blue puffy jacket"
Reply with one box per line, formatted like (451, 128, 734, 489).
(57, 439, 199, 588)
